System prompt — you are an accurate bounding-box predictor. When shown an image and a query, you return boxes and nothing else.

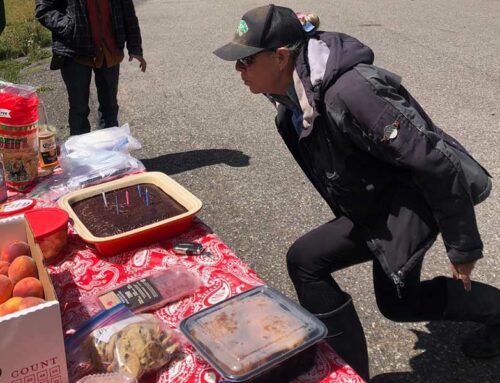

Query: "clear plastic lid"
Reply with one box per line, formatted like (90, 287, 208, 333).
(180, 286, 327, 382)
(0, 81, 37, 98)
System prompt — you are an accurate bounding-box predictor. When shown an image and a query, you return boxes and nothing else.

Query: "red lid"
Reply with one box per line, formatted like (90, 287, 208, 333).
(0, 84, 39, 126)
(25, 208, 69, 240)
(0, 198, 37, 217)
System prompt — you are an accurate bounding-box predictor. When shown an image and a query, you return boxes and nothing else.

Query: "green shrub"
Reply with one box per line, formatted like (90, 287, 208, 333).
(0, 59, 27, 83)
(0, 1, 52, 81)
(0, 20, 51, 60)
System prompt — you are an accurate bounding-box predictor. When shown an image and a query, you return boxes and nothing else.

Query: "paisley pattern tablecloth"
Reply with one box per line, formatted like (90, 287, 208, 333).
(6, 191, 365, 383)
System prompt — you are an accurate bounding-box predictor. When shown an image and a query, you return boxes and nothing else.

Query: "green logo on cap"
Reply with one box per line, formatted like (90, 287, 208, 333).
(237, 20, 248, 36)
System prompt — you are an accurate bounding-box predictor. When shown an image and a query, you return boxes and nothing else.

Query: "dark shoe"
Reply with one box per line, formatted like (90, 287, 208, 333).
(444, 278, 500, 325)
(443, 279, 500, 358)
(315, 293, 370, 381)
(461, 324, 500, 359)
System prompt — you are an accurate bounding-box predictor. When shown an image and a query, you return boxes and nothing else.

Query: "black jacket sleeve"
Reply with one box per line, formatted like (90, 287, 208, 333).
(120, 0, 143, 56)
(35, 0, 74, 39)
(332, 67, 483, 265)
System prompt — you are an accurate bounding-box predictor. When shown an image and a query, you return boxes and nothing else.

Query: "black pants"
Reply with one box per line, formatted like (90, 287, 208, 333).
(287, 216, 448, 321)
(60, 58, 120, 136)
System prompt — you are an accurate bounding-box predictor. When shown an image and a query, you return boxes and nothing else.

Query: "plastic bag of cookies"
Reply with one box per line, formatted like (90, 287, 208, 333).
(76, 372, 137, 383)
(84, 314, 181, 379)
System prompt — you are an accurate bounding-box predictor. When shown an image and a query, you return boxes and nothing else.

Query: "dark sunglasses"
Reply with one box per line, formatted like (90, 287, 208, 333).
(237, 49, 275, 67)
(237, 54, 258, 67)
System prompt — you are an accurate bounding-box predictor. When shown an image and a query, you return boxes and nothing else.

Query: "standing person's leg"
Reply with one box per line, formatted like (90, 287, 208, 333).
(373, 256, 500, 358)
(94, 64, 120, 129)
(60, 59, 92, 136)
(286, 216, 373, 380)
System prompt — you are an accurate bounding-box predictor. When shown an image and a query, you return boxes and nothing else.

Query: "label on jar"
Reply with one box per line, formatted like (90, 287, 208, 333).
(38, 132, 58, 166)
(0, 109, 11, 118)
(0, 136, 35, 150)
(98, 278, 162, 311)
(2, 150, 38, 191)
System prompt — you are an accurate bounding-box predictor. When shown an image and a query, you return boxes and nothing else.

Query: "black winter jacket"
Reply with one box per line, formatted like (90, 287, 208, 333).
(35, 0, 143, 59)
(275, 32, 491, 286)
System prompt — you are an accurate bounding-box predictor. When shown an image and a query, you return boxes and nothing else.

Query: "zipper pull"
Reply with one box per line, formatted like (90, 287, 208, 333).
(391, 273, 405, 299)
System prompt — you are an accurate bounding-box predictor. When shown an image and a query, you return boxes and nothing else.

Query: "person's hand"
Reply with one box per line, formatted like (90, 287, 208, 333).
(450, 261, 476, 292)
(129, 54, 147, 72)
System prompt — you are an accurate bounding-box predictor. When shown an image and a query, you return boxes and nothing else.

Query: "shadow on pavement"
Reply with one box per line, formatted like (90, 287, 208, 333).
(371, 321, 500, 383)
(140, 149, 250, 175)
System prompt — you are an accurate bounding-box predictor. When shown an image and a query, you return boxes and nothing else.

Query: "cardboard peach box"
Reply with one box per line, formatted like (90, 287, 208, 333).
(0, 215, 68, 383)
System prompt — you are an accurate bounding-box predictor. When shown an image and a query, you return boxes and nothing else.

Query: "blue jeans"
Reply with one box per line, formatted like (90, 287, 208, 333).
(60, 58, 120, 136)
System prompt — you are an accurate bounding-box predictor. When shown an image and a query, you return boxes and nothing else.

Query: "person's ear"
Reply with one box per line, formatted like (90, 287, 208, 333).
(276, 48, 291, 70)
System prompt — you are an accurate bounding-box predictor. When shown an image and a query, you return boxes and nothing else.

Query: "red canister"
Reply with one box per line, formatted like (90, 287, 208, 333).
(25, 208, 69, 262)
(0, 82, 39, 191)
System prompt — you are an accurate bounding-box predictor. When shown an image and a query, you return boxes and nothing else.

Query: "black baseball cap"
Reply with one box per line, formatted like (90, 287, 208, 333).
(213, 4, 306, 61)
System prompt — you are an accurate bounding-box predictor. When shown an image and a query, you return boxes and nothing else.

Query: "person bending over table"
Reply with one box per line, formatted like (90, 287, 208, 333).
(213, 4, 500, 381)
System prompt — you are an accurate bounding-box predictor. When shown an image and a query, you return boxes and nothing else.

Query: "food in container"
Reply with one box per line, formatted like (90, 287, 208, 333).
(25, 208, 68, 262)
(84, 314, 180, 380)
(71, 183, 187, 237)
(180, 285, 327, 382)
(58, 172, 202, 256)
(80, 266, 202, 315)
(0, 81, 39, 190)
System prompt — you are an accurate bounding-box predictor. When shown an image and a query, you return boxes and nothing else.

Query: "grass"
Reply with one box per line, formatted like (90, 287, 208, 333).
(0, 0, 52, 83)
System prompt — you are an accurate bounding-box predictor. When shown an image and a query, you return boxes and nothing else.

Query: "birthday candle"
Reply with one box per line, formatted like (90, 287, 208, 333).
(145, 188, 150, 207)
(137, 185, 142, 197)
(125, 190, 130, 205)
(115, 193, 119, 214)
(102, 192, 108, 207)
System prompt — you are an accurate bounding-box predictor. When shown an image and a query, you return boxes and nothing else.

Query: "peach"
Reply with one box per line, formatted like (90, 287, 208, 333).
(0, 275, 13, 304)
(12, 277, 44, 299)
(18, 297, 46, 310)
(0, 260, 9, 276)
(0, 296, 23, 316)
(8, 256, 38, 285)
(1, 240, 31, 263)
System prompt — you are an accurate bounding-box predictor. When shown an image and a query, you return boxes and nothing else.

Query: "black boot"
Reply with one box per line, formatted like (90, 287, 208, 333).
(315, 293, 370, 381)
(444, 278, 500, 358)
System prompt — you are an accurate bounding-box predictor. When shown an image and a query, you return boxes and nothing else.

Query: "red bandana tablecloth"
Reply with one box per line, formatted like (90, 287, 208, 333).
(5, 193, 365, 383)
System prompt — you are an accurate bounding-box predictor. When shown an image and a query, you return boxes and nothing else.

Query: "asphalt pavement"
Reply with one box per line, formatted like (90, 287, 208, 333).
(24, 0, 500, 381)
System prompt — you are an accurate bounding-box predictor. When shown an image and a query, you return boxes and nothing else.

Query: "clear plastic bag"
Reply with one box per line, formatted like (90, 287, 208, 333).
(66, 304, 135, 360)
(28, 150, 145, 201)
(80, 267, 202, 316)
(63, 124, 141, 154)
(85, 314, 181, 380)
(27, 122, 144, 201)
(59, 148, 145, 185)
(76, 372, 137, 383)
